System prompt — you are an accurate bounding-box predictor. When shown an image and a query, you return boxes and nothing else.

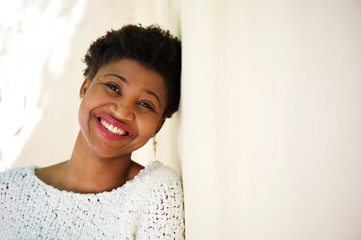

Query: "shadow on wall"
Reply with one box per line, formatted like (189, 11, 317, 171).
(0, 0, 88, 169)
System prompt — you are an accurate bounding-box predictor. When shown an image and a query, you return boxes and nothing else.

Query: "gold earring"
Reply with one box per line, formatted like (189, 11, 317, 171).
(153, 135, 157, 161)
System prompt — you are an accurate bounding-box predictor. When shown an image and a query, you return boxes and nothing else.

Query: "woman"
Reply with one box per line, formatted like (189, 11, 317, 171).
(0, 24, 184, 239)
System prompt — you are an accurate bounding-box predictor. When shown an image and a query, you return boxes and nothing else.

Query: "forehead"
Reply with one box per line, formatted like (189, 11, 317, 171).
(98, 59, 164, 85)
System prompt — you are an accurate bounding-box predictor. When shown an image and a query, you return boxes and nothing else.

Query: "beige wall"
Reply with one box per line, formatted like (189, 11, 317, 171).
(181, 0, 361, 239)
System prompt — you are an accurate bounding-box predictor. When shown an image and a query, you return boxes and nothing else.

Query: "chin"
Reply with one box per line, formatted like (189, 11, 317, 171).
(89, 146, 131, 160)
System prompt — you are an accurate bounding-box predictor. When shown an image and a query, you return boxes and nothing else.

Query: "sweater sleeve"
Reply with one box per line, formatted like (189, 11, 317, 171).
(136, 167, 185, 240)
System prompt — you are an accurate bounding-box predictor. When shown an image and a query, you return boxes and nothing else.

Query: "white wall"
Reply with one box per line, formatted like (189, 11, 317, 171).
(0, 0, 181, 174)
(181, 0, 361, 239)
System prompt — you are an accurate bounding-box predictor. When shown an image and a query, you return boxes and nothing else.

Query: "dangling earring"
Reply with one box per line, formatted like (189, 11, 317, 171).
(153, 135, 157, 161)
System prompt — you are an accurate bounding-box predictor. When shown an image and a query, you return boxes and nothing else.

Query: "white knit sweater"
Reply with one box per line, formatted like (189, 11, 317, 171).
(0, 161, 184, 240)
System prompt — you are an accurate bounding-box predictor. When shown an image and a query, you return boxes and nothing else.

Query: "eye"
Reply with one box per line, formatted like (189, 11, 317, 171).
(137, 101, 155, 112)
(104, 82, 121, 94)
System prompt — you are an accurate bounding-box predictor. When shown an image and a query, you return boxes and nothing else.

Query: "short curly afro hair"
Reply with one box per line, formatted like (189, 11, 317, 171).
(83, 24, 181, 118)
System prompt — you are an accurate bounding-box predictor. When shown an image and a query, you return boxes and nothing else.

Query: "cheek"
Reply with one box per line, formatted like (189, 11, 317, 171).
(78, 101, 87, 130)
(78, 96, 94, 129)
(139, 119, 160, 137)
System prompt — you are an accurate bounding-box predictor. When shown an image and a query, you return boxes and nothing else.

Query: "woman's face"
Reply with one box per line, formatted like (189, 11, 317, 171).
(78, 59, 167, 159)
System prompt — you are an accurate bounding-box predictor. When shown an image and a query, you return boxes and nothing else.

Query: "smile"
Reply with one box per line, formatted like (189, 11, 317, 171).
(94, 113, 133, 141)
(99, 118, 128, 136)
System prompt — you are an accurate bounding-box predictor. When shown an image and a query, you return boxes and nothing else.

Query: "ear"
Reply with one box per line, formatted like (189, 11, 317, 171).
(79, 78, 91, 98)
(155, 118, 166, 135)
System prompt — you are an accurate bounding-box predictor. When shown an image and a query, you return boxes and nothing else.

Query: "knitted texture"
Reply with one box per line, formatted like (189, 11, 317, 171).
(0, 161, 184, 239)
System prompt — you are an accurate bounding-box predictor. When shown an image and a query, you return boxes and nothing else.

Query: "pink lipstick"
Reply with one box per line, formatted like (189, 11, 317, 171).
(94, 113, 134, 141)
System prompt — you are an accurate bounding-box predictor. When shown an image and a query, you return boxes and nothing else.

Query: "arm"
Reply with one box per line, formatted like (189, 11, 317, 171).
(136, 169, 185, 240)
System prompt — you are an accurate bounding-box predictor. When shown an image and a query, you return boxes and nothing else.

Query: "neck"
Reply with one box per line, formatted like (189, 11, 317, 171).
(61, 131, 133, 193)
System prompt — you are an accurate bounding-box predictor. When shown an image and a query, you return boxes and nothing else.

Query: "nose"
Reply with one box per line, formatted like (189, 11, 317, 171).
(109, 101, 135, 121)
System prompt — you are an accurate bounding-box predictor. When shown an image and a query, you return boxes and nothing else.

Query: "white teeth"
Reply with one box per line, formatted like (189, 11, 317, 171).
(100, 119, 126, 136)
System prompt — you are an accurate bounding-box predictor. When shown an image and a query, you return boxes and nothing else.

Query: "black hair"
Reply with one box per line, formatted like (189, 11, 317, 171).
(83, 24, 181, 118)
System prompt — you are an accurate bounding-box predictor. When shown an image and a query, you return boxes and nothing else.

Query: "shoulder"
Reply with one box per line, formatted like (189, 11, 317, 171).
(0, 166, 37, 199)
(143, 161, 184, 212)
(145, 161, 181, 180)
(144, 161, 183, 192)
(0, 165, 36, 182)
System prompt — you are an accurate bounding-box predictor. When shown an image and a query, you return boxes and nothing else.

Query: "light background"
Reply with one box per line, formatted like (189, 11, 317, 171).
(1, 0, 361, 239)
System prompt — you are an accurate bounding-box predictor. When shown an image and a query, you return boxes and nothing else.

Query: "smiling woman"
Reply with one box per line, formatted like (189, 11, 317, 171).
(0, 25, 184, 239)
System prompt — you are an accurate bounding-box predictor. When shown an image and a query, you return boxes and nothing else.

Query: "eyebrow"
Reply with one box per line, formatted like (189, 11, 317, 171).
(104, 74, 129, 84)
(104, 73, 161, 107)
(145, 90, 162, 108)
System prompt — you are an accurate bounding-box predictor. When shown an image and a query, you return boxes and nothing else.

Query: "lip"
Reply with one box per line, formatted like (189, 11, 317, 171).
(94, 113, 134, 141)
